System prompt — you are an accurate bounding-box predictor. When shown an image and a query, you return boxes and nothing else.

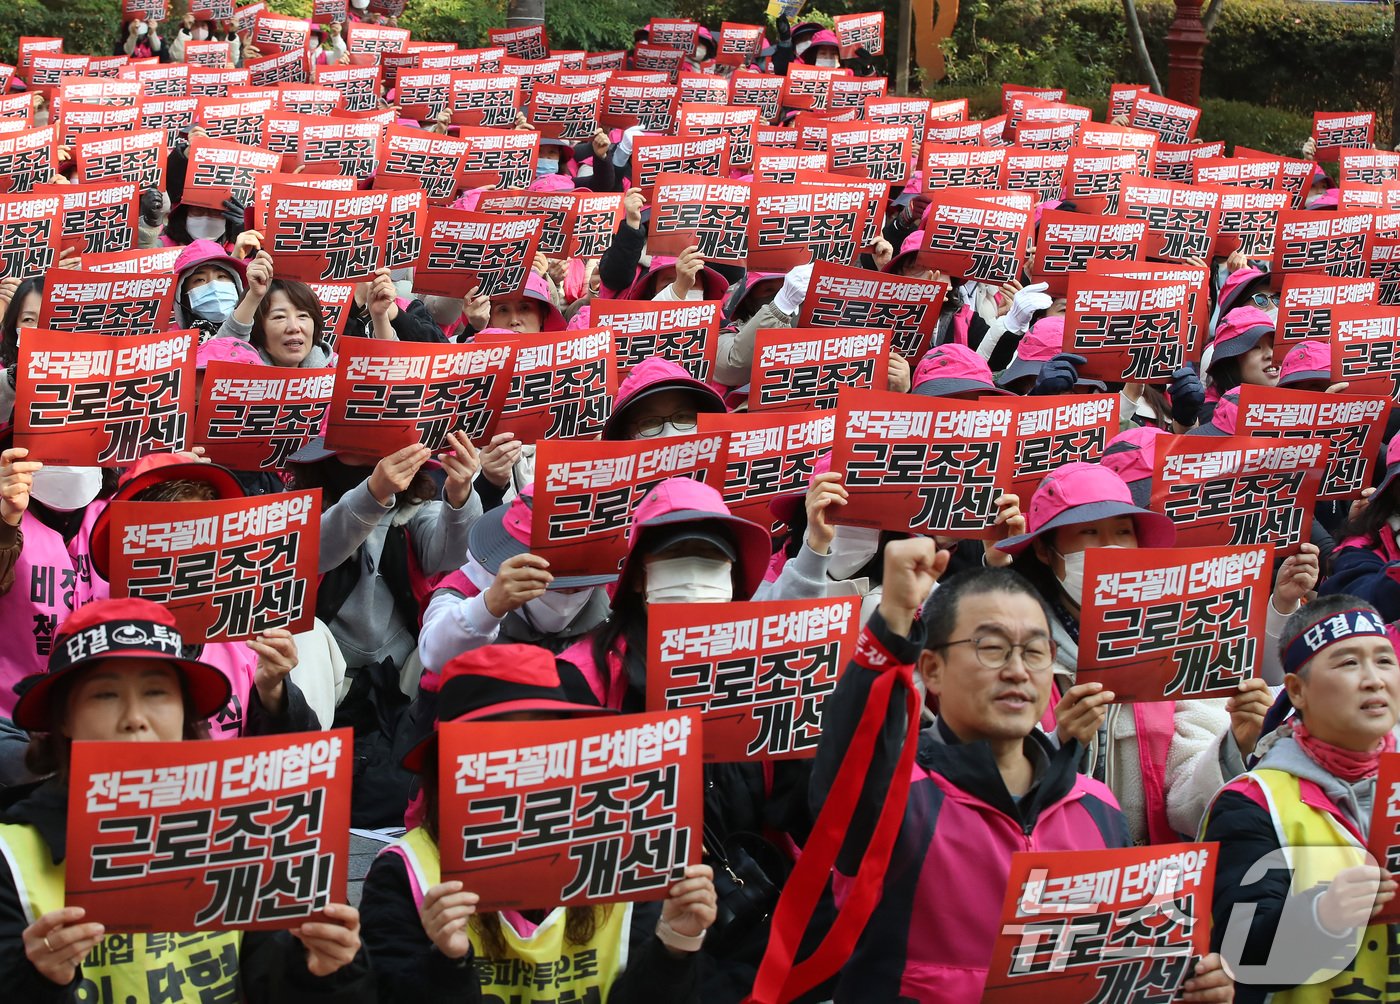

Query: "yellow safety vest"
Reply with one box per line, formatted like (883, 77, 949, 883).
(1237, 769, 1395, 1004)
(0, 822, 242, 1004)
(392, 826, 631, 1003)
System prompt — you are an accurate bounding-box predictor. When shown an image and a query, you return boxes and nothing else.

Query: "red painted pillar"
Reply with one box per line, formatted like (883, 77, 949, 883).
(1165, 0, 1207, 106)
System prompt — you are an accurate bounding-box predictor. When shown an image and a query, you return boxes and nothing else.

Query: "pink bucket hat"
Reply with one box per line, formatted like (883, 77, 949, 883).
(492, 272, 566, 332)
(1372, 434, 1400, 498)
(996, 316, 1107, 391)
(1100, 426, 1168, 508)
(469, 484, 618, 588)
(626, 256, 730, 301)
(615, 477, 772, 601)
(1209, 306, 1275, 368)
(195, 337, 263, 369)
(1191, 388, 1240, 437)
(884, 228, 927, 274)
(912, 343, 1011, 398)
(996, 461, 1177, 555)
(603, 356, 727, 440)
(528, 172, 576, 193)
(1278, 339, 1331, 387)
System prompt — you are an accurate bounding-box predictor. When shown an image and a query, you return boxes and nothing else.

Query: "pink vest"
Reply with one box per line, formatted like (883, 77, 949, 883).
(196, 643, 259, 740)
(0, 505, 108, 716)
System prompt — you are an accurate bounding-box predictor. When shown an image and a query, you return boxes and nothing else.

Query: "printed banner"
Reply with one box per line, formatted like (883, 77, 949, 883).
(194, 362, 336, 471)
(67, 730, 350, 931)
(437, 711, 702, 910)
(1150, 435, 1329, 557)
(488, 24, 548, 60)
(567, 192, 624, 259)
(1033, 211, 1147, 298)
(454, 125, 539, 190)
(449, 73, 521, 128)
(982, 843, 1216, 1002)
(1272, 210, 1373, 279)
(0, 190, 60, 280)
(37, 268, 174, 336)
(920, 191, 1032, 284)
(1064, 274, 1191, 382)
(266, 185, 389, 282)
(75, 129, 167, 190)
(824, 122, 910, 185)
(413, 208, 543, 298)
(1062, 148, 1138, 215)
(717, 23, 765, 66)
(828, 388, 1014, 538)
(29, 180, 138, 256)
(527, 84, 601, 142)
(1077, 545, 1271, 703)
(1314, 112, 1375, 162)
(1215, 188, 1290, 260)
(298, 118, 383, 180)
(108, 490, 321, 642)
(1278, 274, 1379, 344)
(1237, 385, 1391, 502)
(184, 135, 282, 209)
(530, 435, 729, 577)
(833, 11, 884, 57)
(1331, 306, 1400, 400)
(647, 597, 858, 761)
(381, 125, 470, 201)
(0, 126, 57, 195)
(698, 410, 835, 531)
(15, 328, 194, 465)
(590, 299, 720, 383)
(676, 104, 760, 169)
(1340, 149, 1400, 188)
(477, 326, 616, 443)
(1117, 174, 1223, 262)
(599, 81, 678, 132)
(325, 336, 515, 454)
(798, 260, 946, 362)
(1128, 93, 1201, 145)
(648, 174, 749, 263)
(730, 72, 783, 124)
(750, 327, 889, 412)
(746, 183, 870, 271)
(919, 144, 1008, 192)
(1008, 395, 1120, 506)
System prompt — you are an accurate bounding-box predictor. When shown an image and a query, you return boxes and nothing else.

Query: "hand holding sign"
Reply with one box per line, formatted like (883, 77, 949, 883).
(1317, 865, 1397, 933)
(670, 245, 704, 299)
(659, 864, 717, 944)
(291, 902, 362, 977)
(368, 442, 431, 505)
(23, 907, 105, 987)
(483, 553, 553, 617)
(1227, 677, 1272, 758)
(438, 430, 481, 509)
(1273, 542, 1321, 609)
(1054, 682, 1115, 746)
(805, 470, 848, 554)
(419, 881, 478, 959)
(250, 628, 298, 714)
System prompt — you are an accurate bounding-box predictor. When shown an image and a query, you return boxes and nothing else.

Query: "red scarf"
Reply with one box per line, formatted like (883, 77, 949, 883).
(1292, 718, 1396, 782)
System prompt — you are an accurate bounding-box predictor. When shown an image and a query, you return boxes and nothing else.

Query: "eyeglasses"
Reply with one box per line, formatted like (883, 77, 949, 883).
(933, 635, 1054, 672)
(1250, 291, 1280, 310)
(634, 411, 699, 438)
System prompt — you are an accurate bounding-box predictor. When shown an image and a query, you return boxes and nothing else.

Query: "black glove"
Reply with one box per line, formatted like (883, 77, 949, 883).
(776, 15, 792, 44)
(139, 188, 165, 227)
(1030, 353, 1086, 396)
(852, 45, 875, 77)
(1168, 366, 1206, 427)
(221, 198, 247, 236)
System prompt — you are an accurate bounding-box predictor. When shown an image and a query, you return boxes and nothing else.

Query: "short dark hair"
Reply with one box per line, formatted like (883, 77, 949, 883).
(253, 279, 327, 349)
(920, 566, 1054, 652)
(1278, 593, 1383, 677)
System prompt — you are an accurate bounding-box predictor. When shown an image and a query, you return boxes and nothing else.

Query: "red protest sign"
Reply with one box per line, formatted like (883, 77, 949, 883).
(717, 23, 764, 66)
(0, 126, 57, 195)
(1007, 395, 1120, 505)
(747, 183, 871, 271)
(380, 125, 469, 202)
(253, 12, 312, 53)
(599, 80, 678, 131)
(1331, 306, 1400, 400)
(1154, 140, 1226, 184)
(648, 173, 749, 264)
(568, 192, 625, 259)
(32, 180, 138, 255)
(832, 11, 884, 57)
(196, 95, 271, 147)
(346, 22, 410, 55)
(731, 72, 783, 124)
(1314, 112, 1376, 162)
(67, 729, 350, 931)
(633, 44, 685, 82)
(188, 67, 253, 99)
(828, 77, 888, 116)
(1064, 274, 1191, 382)
(75, 128, 167, 191)
(1033, 211, 1147, 298)
(1002, 149, 1069, 203)
(799, 260, 946, 362)
(1192, 156, 1286, 194)
(477, 326, 616, 442)
(15, 328, 195, 466)
(438, 711, 702, 910)
(1215, 187, 1291, 260)
(649, 18, 700, 54)
(0, 189, 60, 280)
(56, 102, 140, 149)
(824, 122, 910, 184)
(1063, 147, 1138, 214)
(1085, 260, 1210, 357)
(500, 56, 563, 98)
(194, 363, 335, 471)
(1128, 92, 1201, 145)
(750, 328, 889, 412)
(677, 72, 730, 107)
(1340, 148, 1400, 188)
(184, 135, 282, 209)
(698, 410, 836, 527)
(752, 145, 830, 183)
(305, 281, 355, 350)
(246, 48, 311, 88)
(488, 24, 549, 60)
(919, 144, 1008, 192)
(326, 336, 514, 454)
(1237, 385, 1391, 501)
(382, 187, 427, 273)
(920, 191, 1032, 285)
(276, 84, 345, 116)
(1012, 120, 1082, 153)
(1151, 435, 1329, 557)
(1001, 84, 1066, 111)
(313, 63, 382, 113)
(413, 208, 543, 298)
(591, 299, 721, 383)
(251, 171, 356, 231)
(1079, 122, 1158, 174)
(78, 245, 183, 274)
(781, 65, 843, 112)
(38, 268, 174, 335)
(630, 133, 729, 199)
(447, 72, 522, 128)
(454, 125, 539, 190)
(1077, 545, 1271, 702)
(530, 435, 729, 577)
(676, 104, 760, 169)
(297, 118, 383, 180)
(922, 123, 979, 151)
(1278, 274, 1379, 344)
(865, 96, 939, 145)
(28, 54, 91, 91)
(829, 387, 1015, 539)
(108, 490, 321, 641)
(528, 84, 602, 142)
(185, 39, 234, 68)
(118, 62, 191, 99)
(138, 95, 199, 145)
(1272, 209, 1374, 279)
(267, 185, 389, 282)
(476, 190, 577, 258)
(647, 597, 858, 761)
(983, 843, 1216, 1002)
(1116, 173, 1224, 262)
(1370, 752, 1400, 923)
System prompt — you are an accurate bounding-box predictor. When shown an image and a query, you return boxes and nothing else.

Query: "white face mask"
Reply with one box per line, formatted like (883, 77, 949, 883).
(1056, 545, 1128, 607)
(1304, 191, 1325, 209)
(524, 589, 594, 634)
(814, 53, 840, 68)
(826, 525, 880, 579)
(185, 215, 226, 242)
(794, 39, 812, 56)
(192, 27, 209, 40)
(29, 466, 103, 512)
(645, 556, 734, 604)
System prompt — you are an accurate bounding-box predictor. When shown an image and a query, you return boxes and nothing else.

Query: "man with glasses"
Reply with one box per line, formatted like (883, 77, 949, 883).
(805, 542, 1235, 1001)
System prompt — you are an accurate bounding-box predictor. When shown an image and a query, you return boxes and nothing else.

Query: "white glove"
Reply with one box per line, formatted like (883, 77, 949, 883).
(773, 263, 814, 316)
(1004, 281, 1052, 334)
(613, 125, 644, 166)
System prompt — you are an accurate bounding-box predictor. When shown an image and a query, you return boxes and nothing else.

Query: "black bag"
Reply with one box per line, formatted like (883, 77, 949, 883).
(702, 822, 789, 956)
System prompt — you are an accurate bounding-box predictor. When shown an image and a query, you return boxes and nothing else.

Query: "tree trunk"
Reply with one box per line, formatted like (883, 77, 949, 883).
(1202, 0, 1224, 35)
(1122, 0, 1164, 95)
(507, 0, 544, 28)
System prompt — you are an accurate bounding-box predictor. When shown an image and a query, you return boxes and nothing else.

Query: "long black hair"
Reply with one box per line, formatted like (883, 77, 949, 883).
(1, 276, 44, 368)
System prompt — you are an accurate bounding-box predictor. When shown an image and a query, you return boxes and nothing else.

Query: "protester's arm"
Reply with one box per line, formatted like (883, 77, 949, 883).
(597, 188, 647, 294)
(1164, 697, 1237, 839)
(226, 249, 274, 338)
(0, 520, 20, 597)
(417, 586, 503, 672)
(0, 445, 36, 597)
(317, 481, 392, 573)
(714, 300, 797, 387)
(358, 852, 484, 1000)
(405, 433, 483, 575)
(389, 298, 448, 344)
(1318, 543, 1400, 622)
(610, 899, 703, 1004)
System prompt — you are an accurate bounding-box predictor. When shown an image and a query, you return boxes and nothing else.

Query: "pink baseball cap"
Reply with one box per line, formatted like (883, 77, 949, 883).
(615, 477, 772, 602)
(196, 336, 263, 370)
(469, 485, 618, 588)
(996, 461, 1177, 555)
(884, 228, 926, 274)
(1278, 339, 1332, 387)
(912, 343, 1011, 398)
(1216, 266, 1270, 317)
(1100, 426, 1168, 508)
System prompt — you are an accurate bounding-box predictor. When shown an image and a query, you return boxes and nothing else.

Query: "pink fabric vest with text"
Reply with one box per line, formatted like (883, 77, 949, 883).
(195, 643, 259, 740)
